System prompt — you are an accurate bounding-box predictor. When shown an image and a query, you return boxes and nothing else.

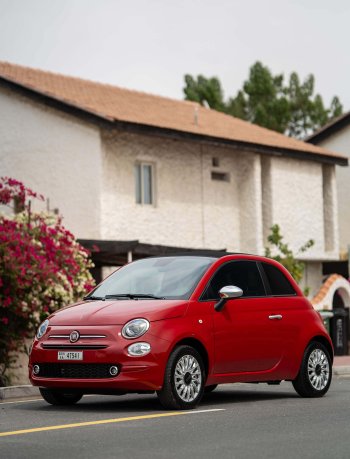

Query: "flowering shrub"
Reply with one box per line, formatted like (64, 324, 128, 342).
(0, 177, 95, 385)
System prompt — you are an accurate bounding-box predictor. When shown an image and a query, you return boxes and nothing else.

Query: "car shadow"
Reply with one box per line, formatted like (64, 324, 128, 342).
(16, 384, 299, 414)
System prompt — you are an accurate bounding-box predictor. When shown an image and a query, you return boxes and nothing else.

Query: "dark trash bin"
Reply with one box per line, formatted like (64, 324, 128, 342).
(330, 308, 349, 356)
(319, 311, 334, 334)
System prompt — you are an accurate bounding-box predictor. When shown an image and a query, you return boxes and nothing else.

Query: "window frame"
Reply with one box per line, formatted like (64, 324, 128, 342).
(134, 161, 155, 205)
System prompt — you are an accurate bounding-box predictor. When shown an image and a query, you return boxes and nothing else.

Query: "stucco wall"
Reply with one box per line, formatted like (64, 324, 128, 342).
(315, 129, 350, 256)
(300, 262, 323, 298)
(100, 130, 265, 252)
(266, 156, 338, 260)
(0, 87, 103, 238)
(100, 130, 337, 261)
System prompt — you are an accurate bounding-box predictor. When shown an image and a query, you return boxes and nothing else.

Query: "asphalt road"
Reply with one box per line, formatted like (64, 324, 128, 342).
(1, 378, 350, 459)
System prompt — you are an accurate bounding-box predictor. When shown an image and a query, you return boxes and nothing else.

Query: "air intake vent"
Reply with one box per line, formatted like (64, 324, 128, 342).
(35, 363, 118, 379)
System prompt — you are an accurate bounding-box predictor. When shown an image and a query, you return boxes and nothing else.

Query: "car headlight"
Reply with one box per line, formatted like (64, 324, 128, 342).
(122, 318, 149, 339)
(36, 319, 49, 339)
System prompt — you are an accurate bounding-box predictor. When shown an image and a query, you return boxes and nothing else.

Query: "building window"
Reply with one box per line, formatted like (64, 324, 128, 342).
(211, 171, 230, 182)
(212, 157, 220, 167)
(135, 163, 154, 204)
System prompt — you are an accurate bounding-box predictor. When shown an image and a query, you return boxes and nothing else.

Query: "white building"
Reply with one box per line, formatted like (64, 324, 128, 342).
(307, 113, 350, 277)
(0, 61, 347, 293)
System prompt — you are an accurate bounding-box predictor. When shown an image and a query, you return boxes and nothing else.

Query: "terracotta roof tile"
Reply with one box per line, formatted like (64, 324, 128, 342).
(0, 61, 346, 162)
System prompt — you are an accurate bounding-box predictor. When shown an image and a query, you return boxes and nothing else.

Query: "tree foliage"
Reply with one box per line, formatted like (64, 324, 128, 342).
(264, 224, 314, 288)
(0, 178, 95, 385)
(183, 62, 343, 138)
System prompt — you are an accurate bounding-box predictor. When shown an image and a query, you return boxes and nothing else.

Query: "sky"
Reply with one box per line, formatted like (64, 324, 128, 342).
(0, 0, 349, 110)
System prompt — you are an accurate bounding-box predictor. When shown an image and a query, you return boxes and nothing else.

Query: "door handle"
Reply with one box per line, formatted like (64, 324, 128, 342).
(269, 314, 283, 320)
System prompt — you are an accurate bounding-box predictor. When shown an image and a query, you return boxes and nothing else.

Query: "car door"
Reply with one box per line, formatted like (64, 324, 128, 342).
(258, 261, 302, 367)
(202, 260, 285, 374)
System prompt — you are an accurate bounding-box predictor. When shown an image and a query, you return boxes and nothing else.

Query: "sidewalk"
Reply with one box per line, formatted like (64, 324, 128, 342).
(333, 355, 350, 376)
(1, 357, 349, 402)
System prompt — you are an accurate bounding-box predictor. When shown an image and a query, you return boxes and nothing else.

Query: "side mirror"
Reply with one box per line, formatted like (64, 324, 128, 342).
(215, 285, 243, 312)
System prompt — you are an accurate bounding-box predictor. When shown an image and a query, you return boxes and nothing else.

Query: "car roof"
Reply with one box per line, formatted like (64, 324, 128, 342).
(148, 251, 249, 259)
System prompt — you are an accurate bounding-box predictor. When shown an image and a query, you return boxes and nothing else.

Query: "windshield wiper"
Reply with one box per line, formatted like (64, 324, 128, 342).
(83, 295, 105, 301)
(104, 293, 165, 300)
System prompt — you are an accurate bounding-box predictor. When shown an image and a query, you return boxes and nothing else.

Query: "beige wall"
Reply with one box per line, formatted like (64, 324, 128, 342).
(0, 87, 103, 239)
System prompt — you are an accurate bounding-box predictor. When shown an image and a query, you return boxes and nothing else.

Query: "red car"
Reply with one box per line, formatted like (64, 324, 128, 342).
(29, 254, 333, 410)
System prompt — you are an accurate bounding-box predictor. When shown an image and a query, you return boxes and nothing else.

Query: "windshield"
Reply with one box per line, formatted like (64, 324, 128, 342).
(89, 256, 216, 300)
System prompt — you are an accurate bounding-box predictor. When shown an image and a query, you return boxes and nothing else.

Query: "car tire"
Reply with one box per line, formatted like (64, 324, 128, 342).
(39, 388, 83, 405)
(292, 341, 332, 398)
(157, 345, 205, 410)
(204, 384, 218, 394)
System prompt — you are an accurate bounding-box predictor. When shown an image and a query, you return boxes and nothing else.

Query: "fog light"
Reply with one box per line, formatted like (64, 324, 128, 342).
(109, 366, 119, 376)
(127, 342, 151, 356)
(33, 365, 40, 375)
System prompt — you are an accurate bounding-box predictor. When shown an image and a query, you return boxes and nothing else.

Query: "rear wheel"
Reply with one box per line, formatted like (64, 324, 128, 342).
(39, 388, 83, 405)
(157, 345, 205, 410)
(292, 342, 332, 398)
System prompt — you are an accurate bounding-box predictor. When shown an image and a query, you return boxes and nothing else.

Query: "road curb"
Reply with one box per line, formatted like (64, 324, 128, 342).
(0, 385, 40, 400)
(333, 366, 350, 376)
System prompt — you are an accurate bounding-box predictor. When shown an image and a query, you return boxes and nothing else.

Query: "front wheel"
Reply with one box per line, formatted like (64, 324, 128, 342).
(39, 388, 83, 405)
(157, 345, 205, 410)
(292, 341, 332, 398)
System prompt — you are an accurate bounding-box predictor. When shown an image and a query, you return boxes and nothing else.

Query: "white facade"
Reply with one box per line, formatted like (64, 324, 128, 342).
(0, 87, 103, 239)
(312, 128, 350, 258)
(0, 85, 341, 297)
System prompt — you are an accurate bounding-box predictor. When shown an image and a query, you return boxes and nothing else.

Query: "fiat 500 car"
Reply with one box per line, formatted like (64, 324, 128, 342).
(29, 254, 333, 410)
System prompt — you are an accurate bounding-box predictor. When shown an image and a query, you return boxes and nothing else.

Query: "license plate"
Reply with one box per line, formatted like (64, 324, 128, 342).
(58, 351, 83, 360)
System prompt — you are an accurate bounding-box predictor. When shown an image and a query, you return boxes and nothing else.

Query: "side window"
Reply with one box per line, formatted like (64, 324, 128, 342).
(202, 261, 266, 300)
(262, 262, 296, 296)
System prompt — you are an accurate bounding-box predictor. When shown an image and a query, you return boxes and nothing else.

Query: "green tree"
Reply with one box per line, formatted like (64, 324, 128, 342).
(227, 62, 290, 134)
(183, 62, 343, 139)
(183, 74, 226, 112)
(264, 224, 314, 293)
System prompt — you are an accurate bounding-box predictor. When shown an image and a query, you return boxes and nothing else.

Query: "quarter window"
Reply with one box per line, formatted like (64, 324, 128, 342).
(262, 263, 296, 296)
(202, 261, 266, 300)
(135, 163, 154, 204)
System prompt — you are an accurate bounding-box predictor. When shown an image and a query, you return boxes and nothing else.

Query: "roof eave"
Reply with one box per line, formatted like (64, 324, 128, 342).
(1, 76, 347, 166)
(306, 112, 350, 144)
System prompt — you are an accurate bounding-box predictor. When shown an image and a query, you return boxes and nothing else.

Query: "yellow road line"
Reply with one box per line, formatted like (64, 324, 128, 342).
(0, 408, 224, 437)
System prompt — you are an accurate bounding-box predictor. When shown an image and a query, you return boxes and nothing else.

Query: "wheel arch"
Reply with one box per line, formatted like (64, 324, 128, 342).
(172, 337, 210, 378)
(308, 335, 334, 363)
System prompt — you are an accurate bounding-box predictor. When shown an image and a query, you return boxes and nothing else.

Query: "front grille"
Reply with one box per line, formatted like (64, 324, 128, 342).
(35, 363, 117, 379)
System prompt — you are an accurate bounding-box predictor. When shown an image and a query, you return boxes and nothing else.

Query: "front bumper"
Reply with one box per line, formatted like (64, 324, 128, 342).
(29, 324, 171, 391)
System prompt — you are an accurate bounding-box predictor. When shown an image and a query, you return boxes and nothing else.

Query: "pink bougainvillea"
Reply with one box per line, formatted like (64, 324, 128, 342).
(0, 177, 95, 385)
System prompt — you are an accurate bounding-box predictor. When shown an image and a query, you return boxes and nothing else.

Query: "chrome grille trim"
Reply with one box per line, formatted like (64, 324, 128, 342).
(42, 344, 108, 350)
(48, 334, 107, 339)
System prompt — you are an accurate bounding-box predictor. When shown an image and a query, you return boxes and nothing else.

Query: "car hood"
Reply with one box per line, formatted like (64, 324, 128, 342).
(48, 299, 188, 326)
